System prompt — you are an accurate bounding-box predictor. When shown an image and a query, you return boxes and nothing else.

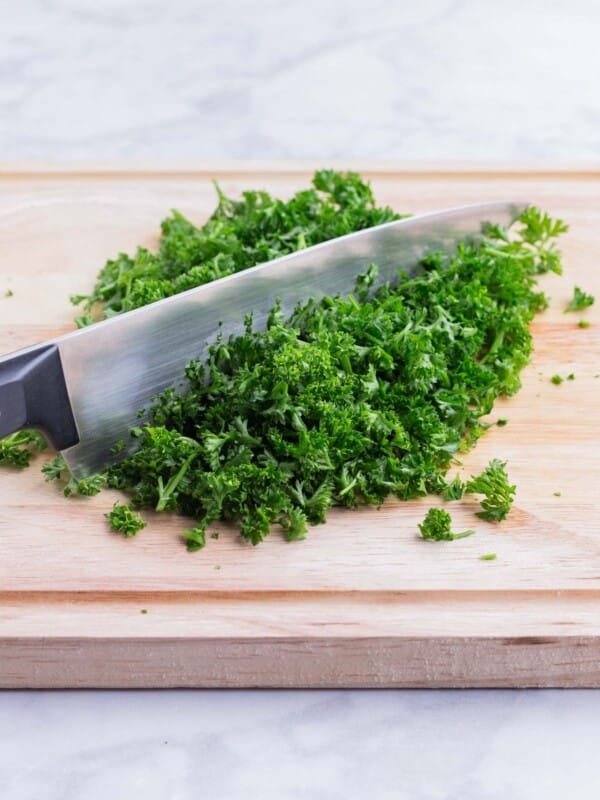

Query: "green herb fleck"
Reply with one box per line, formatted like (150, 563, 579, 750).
(480, 553, 497, 561)
(418, 508, 475, 541)
(551, 374, 564, 385)
(578, 319, 591, 328)
(140, 609, 148, 614)
(553, 492, 561, 497)
(565, 286, 595, 312)
(4, 289, 13, 298)
(496, 418, 508, 427)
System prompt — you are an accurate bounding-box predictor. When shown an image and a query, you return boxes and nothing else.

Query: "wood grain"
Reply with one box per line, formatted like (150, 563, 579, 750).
(0, 164, 599, 687)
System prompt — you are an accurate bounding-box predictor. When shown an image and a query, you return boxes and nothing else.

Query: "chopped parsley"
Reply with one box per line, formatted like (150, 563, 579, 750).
(551, 373, 575, 384)
(466, 459, 516, 522)
(103, 200, 553, 546)
(0, 430, 46, 468)
(444, 476, 466, 501)
(1, 172, 568, 549)
(4, 289, 13, 298)
(565, 286, 595, 312)
(496, 418, 508, 427)
(43, 454, 105, 497)
(183, 525, 206, 552)
(480, 553, 497, 561)
(70, 170, 401, 323)
(578, 320, 591, 328)
(105, 503, 146, 537)
(418, 508, 475, 541)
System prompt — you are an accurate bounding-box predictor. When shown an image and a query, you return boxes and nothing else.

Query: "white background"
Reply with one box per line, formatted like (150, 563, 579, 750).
(2, 1, 600, 798)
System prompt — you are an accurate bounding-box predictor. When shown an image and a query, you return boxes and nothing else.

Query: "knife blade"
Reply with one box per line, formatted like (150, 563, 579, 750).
(0, 201, 525, 476)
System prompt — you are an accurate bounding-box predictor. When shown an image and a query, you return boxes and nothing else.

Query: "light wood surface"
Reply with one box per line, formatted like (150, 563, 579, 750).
(0, 164, 599, 687)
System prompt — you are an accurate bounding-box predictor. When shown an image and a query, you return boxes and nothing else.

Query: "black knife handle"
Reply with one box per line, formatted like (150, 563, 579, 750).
(0, 344, 79, 451)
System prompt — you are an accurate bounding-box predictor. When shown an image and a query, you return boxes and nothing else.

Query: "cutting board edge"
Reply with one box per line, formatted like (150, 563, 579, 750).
(2, 633, 600, 688)
(3, 161, 600, 180)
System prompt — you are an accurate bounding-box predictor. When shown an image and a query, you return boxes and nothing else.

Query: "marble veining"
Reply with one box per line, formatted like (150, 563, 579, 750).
(2, 1, 600, 797)
(1, 0, 600, 161)
(3, 689, 600, 799)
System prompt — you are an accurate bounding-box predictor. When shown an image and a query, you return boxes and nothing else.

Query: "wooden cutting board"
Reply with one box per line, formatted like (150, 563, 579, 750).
(0, 163, 599, 688)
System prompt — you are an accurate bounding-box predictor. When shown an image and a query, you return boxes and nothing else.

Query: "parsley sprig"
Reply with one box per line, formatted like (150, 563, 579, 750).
(565, 286, 594, 312)
(418, 508, 474, 541)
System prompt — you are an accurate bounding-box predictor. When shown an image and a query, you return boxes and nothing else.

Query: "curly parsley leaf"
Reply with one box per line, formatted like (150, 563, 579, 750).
(565, 286, 595, 312)
(418, 508, 475, 541)
(466, 459, 516, 522)
(105, 503, 146, 537)
(0, 430, 47, 468)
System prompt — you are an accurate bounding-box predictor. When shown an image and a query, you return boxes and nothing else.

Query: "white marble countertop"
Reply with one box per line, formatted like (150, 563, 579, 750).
(2, 1, 600, 798)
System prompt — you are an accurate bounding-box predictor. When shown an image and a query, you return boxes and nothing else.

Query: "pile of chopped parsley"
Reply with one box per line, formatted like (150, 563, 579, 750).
(5, 171, 573, 549)
(70, 170, 401, 324)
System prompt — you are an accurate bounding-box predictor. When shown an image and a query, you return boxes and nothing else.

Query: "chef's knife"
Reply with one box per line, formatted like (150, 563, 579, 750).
(0, 201, 525, 477)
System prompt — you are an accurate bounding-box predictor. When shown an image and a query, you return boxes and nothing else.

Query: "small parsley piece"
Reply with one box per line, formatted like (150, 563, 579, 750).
(210, 531, 219, 540)
(551, 374, 563, 385)
(418, 508, 475, 541)
(105, 503, 146, 537)
(0, 430, 46, 468)
(444, 475, 466, 501)
(565, 286, 595, 312)
(466, 459, 515, 522)
(280, 507, 309, 541)
(42, 454, 68, 481)
(141, 609, 148, 614)
(567, 373, 575, 381)
(43, 456, 105, 496)
(63, 473, 106, 498)
(480, 553, 497, 561)
(553, 492, 561, 497)
(4, 289, 13, 298)
(183, 525, 206, 552)
(578, 320, 591, 328)
(496, 418, 508, 427)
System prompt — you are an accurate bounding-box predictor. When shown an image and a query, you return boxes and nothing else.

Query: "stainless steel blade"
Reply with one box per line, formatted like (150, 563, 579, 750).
(54, 200, 525, 475)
